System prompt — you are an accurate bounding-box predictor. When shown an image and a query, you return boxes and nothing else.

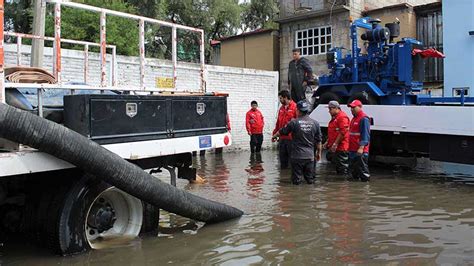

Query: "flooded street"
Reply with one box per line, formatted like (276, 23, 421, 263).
(2, 150, 474, 265)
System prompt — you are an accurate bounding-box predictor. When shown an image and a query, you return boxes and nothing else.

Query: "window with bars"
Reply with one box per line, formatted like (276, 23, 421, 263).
(295, 26, 332, 56)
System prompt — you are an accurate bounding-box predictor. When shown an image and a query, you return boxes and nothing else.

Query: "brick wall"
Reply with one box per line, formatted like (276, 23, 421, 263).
(5, 44, 279, 151)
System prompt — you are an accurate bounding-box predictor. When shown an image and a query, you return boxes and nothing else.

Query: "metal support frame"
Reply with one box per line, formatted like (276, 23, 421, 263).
(4, 32, 116, 49)
(100, 11, 106, 88)
(139, 19, 146, 89)
(172, 26, 177, 89)
(43, 0, 206, 92)
(350, 17, 372, 83)
(164, 166, 177, 187)
(37, 88, 43, 117)
(0, 0, 207, 105)
(16, 36, 22, 66)
(111, 46, 117, 86)
(53, 2, 61, 83)
(5, 31, 117, 97)
(83, 44, 89, 84)
(200, 30, 206, 92)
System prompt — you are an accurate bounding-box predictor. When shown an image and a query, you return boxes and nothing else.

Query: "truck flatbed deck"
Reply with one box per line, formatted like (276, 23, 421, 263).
(311, 104, 474, 165)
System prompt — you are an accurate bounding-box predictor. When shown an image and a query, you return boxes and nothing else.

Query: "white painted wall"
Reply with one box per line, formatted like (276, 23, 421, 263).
(5, 44, 279, 151)
(443, 0, 474, 97)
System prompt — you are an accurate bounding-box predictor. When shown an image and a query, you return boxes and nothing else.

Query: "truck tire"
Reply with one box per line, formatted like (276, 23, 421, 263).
(23, 173, 73, 245)
(348, 92, 378, 105)
(50, 175, 143, 255)
(315, 92, 341, 109)
(140, 202, 160, 234)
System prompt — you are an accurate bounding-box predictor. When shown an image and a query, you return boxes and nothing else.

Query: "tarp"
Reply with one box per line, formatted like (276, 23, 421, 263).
(412, 48, 445, 58)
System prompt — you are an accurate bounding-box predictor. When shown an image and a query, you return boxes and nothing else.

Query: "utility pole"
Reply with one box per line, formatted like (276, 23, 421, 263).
(31, 0, 46, 67)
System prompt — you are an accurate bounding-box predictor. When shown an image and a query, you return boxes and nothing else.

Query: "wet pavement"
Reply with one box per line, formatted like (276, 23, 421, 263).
(2, 150, 474, 265)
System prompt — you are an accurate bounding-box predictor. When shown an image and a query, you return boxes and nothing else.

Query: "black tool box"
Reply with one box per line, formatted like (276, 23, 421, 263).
(64, 94, 228, 144)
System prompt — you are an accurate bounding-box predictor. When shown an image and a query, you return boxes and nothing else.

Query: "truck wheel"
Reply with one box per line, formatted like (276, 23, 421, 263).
(23, 173, 73, 245)
(51, 175, 143, 255)
(140, 202, 160, 234)
(315, 92, 341, 109)
(348, 92, 378, 105)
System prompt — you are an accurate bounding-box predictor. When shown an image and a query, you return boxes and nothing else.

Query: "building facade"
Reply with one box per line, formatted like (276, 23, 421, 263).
(211, 29, 280, 71)
(277, 0, 440, 91)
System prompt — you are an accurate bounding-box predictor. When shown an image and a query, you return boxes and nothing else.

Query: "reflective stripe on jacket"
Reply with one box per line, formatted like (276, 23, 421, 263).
(349, 111, 370, 153)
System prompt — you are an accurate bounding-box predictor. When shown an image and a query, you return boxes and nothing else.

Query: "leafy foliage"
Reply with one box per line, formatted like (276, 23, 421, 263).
(165, 0, 241, 61)
(241, 0, 279, 32)
(44, 0, 139, 56)
(5, 0, 279, 60)
(5, 0, 33, 33)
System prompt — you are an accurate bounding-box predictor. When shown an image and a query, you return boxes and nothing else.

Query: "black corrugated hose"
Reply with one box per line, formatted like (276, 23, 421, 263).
(0, 103, 243, 223)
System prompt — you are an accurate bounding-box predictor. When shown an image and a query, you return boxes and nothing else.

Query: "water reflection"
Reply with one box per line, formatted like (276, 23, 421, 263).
(2, 151, 474, 265)
(246, 153, 265, 197)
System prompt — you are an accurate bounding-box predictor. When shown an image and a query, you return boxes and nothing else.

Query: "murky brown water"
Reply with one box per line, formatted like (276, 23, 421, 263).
(2, 150, 474, 265)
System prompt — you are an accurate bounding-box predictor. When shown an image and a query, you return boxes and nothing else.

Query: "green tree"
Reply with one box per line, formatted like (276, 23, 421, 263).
(124, 0, 167, 19)
(45, 0, 139, 56)
(6, 0, 278, 61)
(240, 0, 279, 32)
(5, 0, 33, 33)
(165, 0, 241, 62)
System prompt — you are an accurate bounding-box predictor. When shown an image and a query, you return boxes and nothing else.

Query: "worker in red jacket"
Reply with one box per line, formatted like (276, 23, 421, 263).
(246, 100, 265, 153)
(323, 100, 350, 175)
(272, 90, 297, 169)
(347, 100, 370, 182)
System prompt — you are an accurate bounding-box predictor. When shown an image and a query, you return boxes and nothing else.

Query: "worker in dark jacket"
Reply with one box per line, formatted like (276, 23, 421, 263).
(272, 101, 322, 185)
(347, 100, 370, 181)
(323, 100, 350, 175)
(288, 48, 313, 103)
(272, 90, 297, 169)
(246, 100, 265, 153)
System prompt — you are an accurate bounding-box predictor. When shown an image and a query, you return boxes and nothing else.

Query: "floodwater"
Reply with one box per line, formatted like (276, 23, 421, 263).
(2, 150, 474, 265)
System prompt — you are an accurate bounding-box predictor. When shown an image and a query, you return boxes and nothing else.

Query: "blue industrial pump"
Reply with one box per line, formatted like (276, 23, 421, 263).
(315, 17, 427, 106)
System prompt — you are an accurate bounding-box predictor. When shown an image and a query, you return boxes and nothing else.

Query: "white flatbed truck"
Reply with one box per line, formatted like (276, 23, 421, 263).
(0, 0, 233, 255)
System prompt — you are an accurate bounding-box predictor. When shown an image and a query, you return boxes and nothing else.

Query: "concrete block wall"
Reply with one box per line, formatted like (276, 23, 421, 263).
(4, 44, 279, 151)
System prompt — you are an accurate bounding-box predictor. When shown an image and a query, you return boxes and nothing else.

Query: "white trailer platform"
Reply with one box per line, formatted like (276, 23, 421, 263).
(311, 105, 474, 165)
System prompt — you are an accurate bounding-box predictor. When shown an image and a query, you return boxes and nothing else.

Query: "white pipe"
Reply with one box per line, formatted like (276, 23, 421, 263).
(53, 2, 61, 83)
(45, 0, 204, 33)
(172, 26, 177, 90)
(16, 36, 22, 66)
(100, 11, 106, 88)
(139, 19, 145, 89)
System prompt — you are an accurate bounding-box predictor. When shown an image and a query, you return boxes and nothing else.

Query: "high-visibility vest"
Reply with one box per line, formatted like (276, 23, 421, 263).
(349, 111, 370, 153)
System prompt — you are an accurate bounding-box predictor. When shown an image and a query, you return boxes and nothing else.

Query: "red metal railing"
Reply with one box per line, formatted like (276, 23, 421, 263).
(0, 0, 207, 105)
(5, 32, 117, 84)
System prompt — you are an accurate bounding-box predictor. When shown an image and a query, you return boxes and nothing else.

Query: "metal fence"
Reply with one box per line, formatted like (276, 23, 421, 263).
(0, 0, 207, 105)
(4, 31, 117, 86)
